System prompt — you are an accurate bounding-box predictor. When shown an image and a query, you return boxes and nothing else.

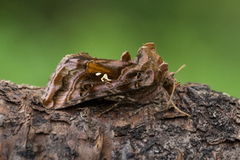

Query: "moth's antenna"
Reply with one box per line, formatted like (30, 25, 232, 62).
(175, 64, 185, 74)
(167, 64, 190, 117)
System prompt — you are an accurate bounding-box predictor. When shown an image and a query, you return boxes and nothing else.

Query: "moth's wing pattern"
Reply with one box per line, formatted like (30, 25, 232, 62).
(42, 43, 174, 109)
(43, 52, 138, 109)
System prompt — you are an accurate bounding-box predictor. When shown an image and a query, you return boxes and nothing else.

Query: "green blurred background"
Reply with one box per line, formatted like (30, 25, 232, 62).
(0, 1, 239, 97)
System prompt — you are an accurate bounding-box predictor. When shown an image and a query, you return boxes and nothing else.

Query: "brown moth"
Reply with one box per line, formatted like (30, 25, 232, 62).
(42, 43, 187, 116)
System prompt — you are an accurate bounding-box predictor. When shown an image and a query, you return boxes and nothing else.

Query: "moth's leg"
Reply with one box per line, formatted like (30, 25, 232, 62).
(98, 102, 119, 117)
(98, 95, 126, 117)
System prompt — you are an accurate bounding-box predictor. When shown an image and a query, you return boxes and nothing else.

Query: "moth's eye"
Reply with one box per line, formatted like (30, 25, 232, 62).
(163, 80, 168, 86)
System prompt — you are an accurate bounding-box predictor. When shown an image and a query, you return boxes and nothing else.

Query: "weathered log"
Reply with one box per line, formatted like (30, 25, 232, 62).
(0, 79, 240, 160)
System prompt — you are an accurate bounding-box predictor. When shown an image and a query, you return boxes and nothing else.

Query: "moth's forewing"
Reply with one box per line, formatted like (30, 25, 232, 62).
(42, 43, 174, 109)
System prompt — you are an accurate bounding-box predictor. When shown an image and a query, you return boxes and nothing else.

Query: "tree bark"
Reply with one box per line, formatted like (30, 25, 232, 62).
(0, 79, 240, 160)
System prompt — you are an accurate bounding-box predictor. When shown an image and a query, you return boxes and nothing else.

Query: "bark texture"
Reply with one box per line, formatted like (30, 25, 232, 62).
(0, 80, 240, 160)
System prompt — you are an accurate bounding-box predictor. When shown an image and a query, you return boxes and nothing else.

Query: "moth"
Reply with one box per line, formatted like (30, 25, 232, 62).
(42, 43, 190, 117)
